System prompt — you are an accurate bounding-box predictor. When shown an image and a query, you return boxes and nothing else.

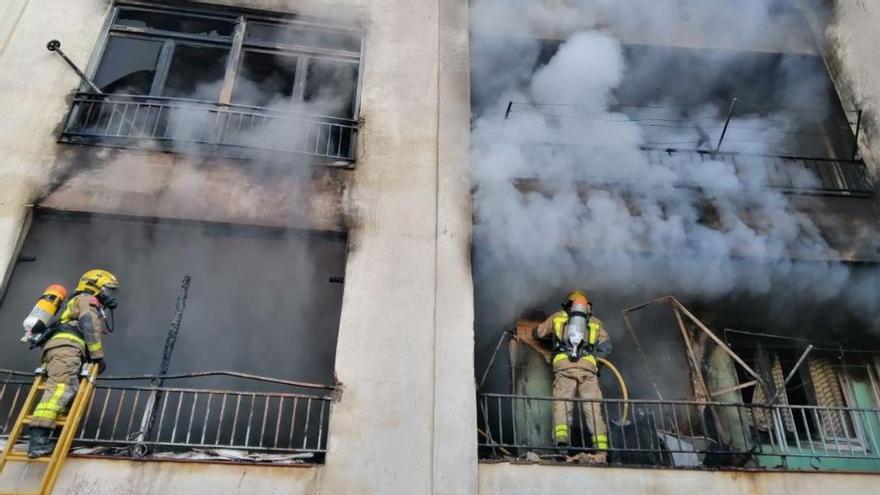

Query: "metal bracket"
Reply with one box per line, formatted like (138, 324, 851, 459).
(46, 39, 103, 94)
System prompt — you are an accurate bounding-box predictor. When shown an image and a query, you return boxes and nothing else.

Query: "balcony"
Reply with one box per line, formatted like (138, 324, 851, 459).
(643, 147, 873, 197)
(59, 93, 358, 166)
(478, 393, 880, 472)
(520, 143, 873, 197)
(0, 370, 333, 463)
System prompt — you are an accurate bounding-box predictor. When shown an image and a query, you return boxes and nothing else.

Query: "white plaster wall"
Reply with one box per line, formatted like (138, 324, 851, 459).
(0, 0, 108, 292)
(826, 1, 880, 179)
(433, 0, 477, 491)
(0, 458, 320, 495)
(0, 0, 28, 59)
(475, 0, 818, 54)
(479, 463, 880, 495)
(317, 0, 476, 491)
(0, 0, 362, 293)
(1, 0, 476, 493)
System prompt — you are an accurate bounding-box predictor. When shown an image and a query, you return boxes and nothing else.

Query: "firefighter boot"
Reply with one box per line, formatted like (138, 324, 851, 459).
(27, 426, 55, 458)
(555, 441, 569, 457)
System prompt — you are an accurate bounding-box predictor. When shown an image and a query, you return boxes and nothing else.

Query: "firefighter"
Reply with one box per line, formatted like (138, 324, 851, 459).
(533, 290, 612, 463)
(27, 269, 118, 458)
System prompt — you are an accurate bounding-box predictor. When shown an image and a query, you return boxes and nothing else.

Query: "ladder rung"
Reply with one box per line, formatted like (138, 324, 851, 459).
(3, 453, 52, 463)
(21, 417, 66, 427)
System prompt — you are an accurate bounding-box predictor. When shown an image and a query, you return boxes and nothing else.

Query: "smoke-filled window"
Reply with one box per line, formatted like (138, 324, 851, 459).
(162, 44, 229, 100)
(232, 52, 298, 107)
(62, 3, 362, 163)
(0, 211, 346, 384)
(0, 212, 345, 459)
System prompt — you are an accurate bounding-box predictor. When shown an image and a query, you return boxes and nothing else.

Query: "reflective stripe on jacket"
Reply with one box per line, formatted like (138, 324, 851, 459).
(45, 293, 106, 359)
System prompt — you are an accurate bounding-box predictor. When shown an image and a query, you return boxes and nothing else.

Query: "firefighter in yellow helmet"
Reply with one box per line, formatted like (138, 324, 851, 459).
(27, 269, 119, 458)
(533, 290, 612, 463)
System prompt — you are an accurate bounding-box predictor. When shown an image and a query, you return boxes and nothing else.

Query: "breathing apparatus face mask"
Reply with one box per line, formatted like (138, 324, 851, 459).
(97, 286, 117, 333)
(97, 286, 118, 310)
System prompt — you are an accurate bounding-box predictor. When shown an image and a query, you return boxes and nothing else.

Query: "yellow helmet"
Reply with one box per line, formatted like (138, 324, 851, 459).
(75, 269, 120, 295)
(566, 290, 590, 307)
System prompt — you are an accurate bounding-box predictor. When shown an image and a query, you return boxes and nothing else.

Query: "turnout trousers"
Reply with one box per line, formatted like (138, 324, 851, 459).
(30, 346, 82, 429)
(552, 366, 608, 450)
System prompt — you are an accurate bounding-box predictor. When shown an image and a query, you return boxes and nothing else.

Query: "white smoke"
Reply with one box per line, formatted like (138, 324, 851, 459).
(471, 1, 878, 332)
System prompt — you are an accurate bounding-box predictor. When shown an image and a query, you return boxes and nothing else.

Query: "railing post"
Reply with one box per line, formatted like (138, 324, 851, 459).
(133, 275, 191, 456)
(852, 109, 863, 160)
(714, 97, 738, 154)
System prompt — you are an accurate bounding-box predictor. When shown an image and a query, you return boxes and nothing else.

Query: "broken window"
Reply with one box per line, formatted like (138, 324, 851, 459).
(93, 36, 163, 95)
(84, 4, 361, 109)
(62, 3, 362, 162)
(115, 8, 235, 38)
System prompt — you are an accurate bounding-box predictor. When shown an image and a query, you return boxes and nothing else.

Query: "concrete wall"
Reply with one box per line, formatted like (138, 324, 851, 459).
(0, 458, 320, 495)
(0, 0, 477, 493)
(825, 1, 880, 180)
(475, 0, 819, 54)
(318, 0, 476, 492)
(0, 0, 354, 294)
(479, 463, 880, 495)
(3, 1, 878, 494)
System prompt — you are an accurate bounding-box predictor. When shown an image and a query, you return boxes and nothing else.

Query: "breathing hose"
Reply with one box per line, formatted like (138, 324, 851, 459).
(598, 357, 629, 423)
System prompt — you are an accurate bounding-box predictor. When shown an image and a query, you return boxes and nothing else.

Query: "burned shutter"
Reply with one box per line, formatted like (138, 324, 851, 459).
(808, 355, 849, 439)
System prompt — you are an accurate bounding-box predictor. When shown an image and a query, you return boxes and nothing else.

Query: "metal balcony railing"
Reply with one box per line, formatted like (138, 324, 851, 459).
(478, 393, 880, 471)
(0, 371, 333, 462)
(644, 147, 873, 196)
(59, 93, 358, 165)
(521, 144, 873, 196)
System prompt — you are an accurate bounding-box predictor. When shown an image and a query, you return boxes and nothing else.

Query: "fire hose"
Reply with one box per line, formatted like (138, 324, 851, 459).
(597, 357, 629, 423)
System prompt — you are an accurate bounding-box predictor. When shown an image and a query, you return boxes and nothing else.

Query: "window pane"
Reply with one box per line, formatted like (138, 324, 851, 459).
(246, 23, 361, 52)
(115, 8, 234, 38)
(93, 36, 163, 94)
(304, 60, 358, 118)
(162, 44, 229, 100)
(232, 51, 298, 107)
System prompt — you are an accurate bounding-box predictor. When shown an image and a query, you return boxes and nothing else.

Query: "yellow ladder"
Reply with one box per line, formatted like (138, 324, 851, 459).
(0, 363, 98, 495)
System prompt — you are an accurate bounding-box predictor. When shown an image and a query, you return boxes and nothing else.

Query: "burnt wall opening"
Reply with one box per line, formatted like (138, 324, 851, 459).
(470, 35, 878, 395)
(0, 210, 346, 388)
(473, 39, 857, 158)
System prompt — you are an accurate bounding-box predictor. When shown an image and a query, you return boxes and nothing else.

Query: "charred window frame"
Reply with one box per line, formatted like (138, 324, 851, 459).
(731, 337, 880, 450)
(61, 2, 363, 164)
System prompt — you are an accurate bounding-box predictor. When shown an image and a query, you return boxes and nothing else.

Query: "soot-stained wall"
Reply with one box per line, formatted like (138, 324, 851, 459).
(0, 211, 345, 386)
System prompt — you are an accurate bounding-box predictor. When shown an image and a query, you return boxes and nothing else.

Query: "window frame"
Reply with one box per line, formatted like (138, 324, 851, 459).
(83, 1, 364, 119)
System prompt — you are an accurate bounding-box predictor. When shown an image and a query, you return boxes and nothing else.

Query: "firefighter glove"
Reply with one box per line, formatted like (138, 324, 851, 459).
(93, 358, 106, 375)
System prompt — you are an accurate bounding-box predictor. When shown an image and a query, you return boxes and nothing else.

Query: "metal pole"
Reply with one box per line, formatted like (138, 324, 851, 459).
(133, 275, 191, 456)
(504, 101, 513, 120)
(768, 345, 814, 405)
(852, 109, 863, 160)
(478, 330, 510, 391)
(46, 40, 103, 94)
(715, 97, 738, 154)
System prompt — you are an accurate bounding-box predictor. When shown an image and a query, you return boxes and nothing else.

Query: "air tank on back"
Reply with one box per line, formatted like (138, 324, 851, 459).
(21, 284, 68, 343)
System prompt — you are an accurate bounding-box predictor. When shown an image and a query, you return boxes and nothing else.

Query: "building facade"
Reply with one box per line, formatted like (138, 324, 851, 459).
(0, 0, 878, 494)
